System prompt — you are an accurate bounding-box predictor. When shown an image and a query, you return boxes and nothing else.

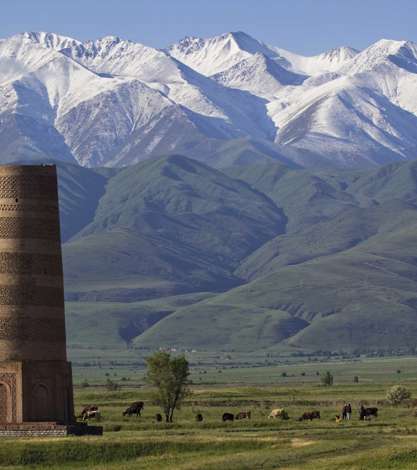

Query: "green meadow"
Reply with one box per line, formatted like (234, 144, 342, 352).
(2, 357, 417, 469)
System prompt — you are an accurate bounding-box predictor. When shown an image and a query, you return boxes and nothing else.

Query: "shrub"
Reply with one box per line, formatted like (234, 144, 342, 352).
(281, 410, 289, 420)
(386, 385, 411, 405)
(321, 371, 334, 386)
(105, 379, 120, 391)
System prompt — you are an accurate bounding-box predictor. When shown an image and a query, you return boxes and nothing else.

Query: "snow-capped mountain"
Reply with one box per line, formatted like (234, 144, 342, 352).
(1, 31, 417, 168)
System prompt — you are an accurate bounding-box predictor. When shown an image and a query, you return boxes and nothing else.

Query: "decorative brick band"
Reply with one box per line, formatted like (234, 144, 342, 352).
(0, 252, 62, 276)
(0, 317, 65, 341)
(0, 217, 60, 240)
(0, 285, 63, 307)
(0, 175, 57, 200)
(0, 202, 58, 212)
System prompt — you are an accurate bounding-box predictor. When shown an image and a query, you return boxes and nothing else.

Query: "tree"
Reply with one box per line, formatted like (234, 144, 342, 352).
(105, 378, 120, 391)
(321, 371, 334, 386)
(386, 385, 411, 405)
(146, 352, 191, 423)
(81, 379, 90, 388)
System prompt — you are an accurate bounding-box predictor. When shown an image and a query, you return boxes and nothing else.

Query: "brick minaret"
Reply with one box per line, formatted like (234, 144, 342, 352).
(0, 165, 74, 424)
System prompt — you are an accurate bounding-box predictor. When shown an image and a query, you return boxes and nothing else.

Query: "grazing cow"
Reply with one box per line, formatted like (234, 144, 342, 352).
(123, 401, 144, 417)
(155, 413, 163, 422)
(79, 405, 100, 421)
(298, 410, 320, 421)
(235, 411, 251, 420)
(268, 408, 288, 420)
(195, 413, 204, 422)
(222, 412, 234, 422)
(359, 406, 378, 420)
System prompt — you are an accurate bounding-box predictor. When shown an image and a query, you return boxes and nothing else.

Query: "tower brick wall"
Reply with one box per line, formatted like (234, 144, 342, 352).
(0, 165, 74, 424)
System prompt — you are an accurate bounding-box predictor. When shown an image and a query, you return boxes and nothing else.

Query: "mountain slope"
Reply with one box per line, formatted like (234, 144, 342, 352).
(130, 160, 417, 353)
(212, 53, 305, 99)
(62, 155, 285, 301)
(57, 163, 111, 242)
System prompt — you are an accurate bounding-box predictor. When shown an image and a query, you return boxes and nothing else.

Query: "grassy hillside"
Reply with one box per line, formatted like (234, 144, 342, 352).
(57, 163, 111, 241)
(132, 161, 417, 353)
(63, 155, 285, 301)
(57, 157, 417, 356)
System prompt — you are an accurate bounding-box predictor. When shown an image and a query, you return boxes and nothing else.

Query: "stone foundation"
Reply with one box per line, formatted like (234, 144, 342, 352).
(0, 360, 74, 424)
(0, 421, 103, 437)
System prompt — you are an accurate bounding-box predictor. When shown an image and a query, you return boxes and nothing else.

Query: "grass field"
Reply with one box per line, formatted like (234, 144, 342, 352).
(2, 357, 417, 468)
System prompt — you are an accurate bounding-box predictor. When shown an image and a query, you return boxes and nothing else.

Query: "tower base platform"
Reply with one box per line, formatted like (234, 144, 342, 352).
(0, 422, 103, 437)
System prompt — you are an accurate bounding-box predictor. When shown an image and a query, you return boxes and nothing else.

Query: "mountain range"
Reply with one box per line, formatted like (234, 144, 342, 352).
(2, 31, 417, 168)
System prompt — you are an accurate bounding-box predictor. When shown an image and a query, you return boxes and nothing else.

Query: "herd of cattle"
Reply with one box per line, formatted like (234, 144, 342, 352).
(79, 402, 378, 423)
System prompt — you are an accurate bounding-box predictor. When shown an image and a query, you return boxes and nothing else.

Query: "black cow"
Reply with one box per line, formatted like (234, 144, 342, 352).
(123, 401, 144, 417)
(298, 410, 320, 421)
(155, 413, 163, 422)
(195, 413, 204, 422)
(359, 406, 378, 420)
(222, 412, 234, 422)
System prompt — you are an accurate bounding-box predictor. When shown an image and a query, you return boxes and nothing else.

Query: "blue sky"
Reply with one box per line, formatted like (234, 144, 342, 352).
(1, 0, 417, 54)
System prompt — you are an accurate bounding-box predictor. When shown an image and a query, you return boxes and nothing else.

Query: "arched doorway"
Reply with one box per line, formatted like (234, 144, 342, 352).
(32, 384, 49, 421)
(0, 382, 11, 423)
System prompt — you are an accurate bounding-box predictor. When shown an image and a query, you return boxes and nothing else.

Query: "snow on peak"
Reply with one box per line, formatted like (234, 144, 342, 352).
(273, 45, 358, 76)
(172, 36, 206, 56)
(318, 46, 358, 63)
(19, 31, 81, 50)
(212, 52, 305, 98)
(340, 39, 417, 74)
(169, 31, 280, 76)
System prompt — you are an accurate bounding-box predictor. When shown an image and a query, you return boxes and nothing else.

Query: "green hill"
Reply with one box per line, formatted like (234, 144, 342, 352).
(57, 163, 111, 241)
(62, 155, 285, 301)
(56, 157, 417, 356)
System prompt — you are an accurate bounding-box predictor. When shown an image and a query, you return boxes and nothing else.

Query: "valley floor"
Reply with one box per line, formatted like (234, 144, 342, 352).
(3, 359, 417, 469)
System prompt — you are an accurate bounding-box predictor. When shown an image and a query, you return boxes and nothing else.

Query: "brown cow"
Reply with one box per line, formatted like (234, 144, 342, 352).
(235, 411, 251, 420)
(79, 405, 100, 421)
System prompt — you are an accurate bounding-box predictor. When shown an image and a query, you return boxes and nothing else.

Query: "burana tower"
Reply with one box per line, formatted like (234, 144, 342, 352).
(0, 165, 75, 431)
